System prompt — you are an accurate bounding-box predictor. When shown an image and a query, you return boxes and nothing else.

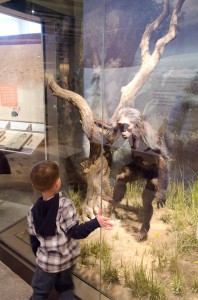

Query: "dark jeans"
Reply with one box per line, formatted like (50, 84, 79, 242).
(30, 265, 75, 300)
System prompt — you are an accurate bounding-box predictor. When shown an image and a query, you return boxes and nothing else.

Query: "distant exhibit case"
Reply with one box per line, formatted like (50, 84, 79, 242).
(0, 1, 198, 300)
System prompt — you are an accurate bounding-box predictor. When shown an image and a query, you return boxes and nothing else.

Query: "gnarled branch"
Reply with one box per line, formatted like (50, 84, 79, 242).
(110, 0, 186, 123)
(46, 73, 105, 144)
(46, 0, 186, 145)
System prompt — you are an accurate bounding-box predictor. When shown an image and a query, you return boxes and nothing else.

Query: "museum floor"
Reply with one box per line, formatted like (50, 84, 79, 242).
(0, 260, 81, 300)
(0, 261, 32, 300)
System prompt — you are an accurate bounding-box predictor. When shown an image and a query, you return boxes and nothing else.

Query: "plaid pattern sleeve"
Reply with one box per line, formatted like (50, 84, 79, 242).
(27, 205, 35, 236)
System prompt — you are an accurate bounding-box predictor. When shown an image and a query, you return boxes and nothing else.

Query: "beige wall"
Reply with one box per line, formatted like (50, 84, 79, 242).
(0, 43, 44, 123)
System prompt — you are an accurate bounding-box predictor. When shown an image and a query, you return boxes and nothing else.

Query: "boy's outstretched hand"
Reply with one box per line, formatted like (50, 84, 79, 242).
(96, 209, 114, 230)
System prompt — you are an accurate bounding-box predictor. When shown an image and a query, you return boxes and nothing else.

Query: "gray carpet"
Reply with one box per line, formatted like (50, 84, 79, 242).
(0, 199, 29, 232)
(0, 261, 32, 300)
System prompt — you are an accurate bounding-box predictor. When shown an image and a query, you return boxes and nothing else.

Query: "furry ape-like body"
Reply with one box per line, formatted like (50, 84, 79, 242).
(111, 108, 170, 241)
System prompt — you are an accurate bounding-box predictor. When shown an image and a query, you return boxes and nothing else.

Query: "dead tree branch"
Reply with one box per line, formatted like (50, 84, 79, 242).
(46, 0, 186, 145)
(46, 73, 106, 144)
(110, 0, 186, 123)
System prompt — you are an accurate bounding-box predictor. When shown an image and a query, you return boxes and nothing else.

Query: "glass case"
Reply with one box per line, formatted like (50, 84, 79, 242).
(0, 1, 198, 300)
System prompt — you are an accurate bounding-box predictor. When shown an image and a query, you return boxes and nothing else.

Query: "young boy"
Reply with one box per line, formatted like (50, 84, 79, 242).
(27, 160, 113, 300)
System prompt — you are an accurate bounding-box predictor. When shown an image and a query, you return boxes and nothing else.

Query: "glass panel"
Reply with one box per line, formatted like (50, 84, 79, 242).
(0, 1, 198, 300)
(100, 1, 198, 299)
(0, 11, 45, 232)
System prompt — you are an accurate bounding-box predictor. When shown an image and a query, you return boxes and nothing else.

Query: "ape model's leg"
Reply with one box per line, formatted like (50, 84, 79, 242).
(112, 180, 127, 203)
(103, 164, 137, 211)
(112, 165, 137, 207)
(102, 164, 136, 215)
(135, 179, 157, 241)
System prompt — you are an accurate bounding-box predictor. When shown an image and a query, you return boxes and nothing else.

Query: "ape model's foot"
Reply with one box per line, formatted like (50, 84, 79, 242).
(102, 195, 119, 207)
(102, 196, 118, 209)
(102, 197, 114, 216)
(102, 195, 115, 206)
(102, 195, 114, 204)
(135, 228, 148, 242)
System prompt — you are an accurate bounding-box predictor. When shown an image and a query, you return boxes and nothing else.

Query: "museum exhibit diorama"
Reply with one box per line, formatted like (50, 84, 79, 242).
(0, 0, 198, 299)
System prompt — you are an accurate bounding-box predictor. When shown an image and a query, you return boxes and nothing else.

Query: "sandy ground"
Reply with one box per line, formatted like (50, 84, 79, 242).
(75, 201, 198, 300)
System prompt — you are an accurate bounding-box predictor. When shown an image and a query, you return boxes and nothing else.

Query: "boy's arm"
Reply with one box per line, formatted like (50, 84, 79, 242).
(67, 209, 113, 239)
(29, 235, 40, 256)
(27, 208, 40, 256)
(67, 217, 100, 239)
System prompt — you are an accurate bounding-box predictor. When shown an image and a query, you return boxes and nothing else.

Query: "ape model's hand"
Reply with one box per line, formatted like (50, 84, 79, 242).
(156, 190, 166, 209)
(122, 131, 132, 139)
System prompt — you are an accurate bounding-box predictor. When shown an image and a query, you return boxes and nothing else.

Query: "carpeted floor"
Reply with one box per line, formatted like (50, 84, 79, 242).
(0, 199, 30, 232)
(0, 261, 32, 300)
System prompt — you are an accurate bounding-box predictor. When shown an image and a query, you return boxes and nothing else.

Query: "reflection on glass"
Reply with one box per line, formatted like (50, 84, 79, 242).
(0, 12, 44, 232)
(0, 1, 198, 299)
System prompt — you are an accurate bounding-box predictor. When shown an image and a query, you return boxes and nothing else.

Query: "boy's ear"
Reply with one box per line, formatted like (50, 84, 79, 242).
(55, 177, 61, 187)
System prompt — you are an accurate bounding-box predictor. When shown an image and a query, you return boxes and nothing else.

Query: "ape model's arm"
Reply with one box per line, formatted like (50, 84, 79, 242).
(142, 121, 170, 208)
(156, 154, 170, 208)
(113, 108, 170, 208)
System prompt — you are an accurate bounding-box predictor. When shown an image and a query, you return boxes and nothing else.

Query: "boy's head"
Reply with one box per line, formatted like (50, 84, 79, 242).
(30, 160, 60, 193)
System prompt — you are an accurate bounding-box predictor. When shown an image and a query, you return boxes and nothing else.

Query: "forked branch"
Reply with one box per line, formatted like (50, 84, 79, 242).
(110, 0, 186, 123)
(46, 0, 186, 146)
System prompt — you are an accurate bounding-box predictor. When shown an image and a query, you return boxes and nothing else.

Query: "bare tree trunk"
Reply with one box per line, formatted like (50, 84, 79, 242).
(81, 156, 111, 221)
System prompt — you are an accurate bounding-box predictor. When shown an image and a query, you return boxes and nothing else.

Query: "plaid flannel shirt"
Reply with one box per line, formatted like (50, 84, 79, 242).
(27, 192, 81, 273)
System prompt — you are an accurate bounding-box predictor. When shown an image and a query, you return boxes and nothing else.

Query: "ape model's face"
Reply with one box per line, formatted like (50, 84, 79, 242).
(117, 116, 135, 139)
